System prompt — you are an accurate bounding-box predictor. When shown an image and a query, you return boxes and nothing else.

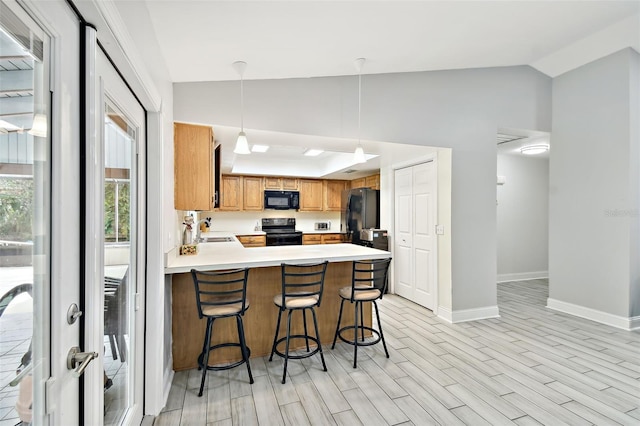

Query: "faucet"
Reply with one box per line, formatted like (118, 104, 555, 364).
(195, 217, 211, 243)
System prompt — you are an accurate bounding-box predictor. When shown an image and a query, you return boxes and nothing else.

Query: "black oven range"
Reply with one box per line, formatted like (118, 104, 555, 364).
(261, 218, 303, 246)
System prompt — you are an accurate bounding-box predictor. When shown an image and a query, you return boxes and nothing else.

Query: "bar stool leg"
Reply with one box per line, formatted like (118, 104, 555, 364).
(199, 317, 214, 397)
(353, 301, 359, 368)
(359, 303, 365, 342)
(373, 301, 389, 358)
(283, 310, 293, 384)
(332, 299, 345, 349)
(302, 309, 310, 352)
(236, 315, 254, 383)
(269, 309, 283, 362)
(310, 307, 327, 371)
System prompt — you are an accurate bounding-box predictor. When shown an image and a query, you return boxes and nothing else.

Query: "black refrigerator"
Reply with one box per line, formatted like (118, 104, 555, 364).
(340, 188, 380, 245)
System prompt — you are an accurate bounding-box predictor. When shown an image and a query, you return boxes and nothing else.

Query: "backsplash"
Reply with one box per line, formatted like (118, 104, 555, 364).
(200, 210, 341, 233)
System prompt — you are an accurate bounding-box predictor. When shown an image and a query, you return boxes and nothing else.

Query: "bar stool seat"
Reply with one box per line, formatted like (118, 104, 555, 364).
(269, 261, 329, 384)
(191, 268, 254, 397)
(332, 258, 392, 368)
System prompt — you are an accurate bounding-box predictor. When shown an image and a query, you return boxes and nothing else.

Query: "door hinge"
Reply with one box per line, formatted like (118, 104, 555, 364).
(135, 292, 140, 311)
(45, 377, 56, 414)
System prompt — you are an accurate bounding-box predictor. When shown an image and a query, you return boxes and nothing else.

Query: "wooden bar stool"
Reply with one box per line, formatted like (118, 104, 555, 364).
(269, 261, 328, 384)
(191, 268, 254, 397)
(331, 258, 392, 368)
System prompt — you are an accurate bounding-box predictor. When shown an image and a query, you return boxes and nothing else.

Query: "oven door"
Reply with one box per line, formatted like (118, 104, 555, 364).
(266, 233, 302, 246)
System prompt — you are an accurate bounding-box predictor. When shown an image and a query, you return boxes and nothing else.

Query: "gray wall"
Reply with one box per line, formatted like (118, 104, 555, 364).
(549, 48, 639, 318)
(497, 154, 549, 281)
(174, 66, 552, 311)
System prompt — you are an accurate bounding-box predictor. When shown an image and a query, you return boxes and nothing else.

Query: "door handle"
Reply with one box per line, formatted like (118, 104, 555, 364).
(67, 347, 98, 378)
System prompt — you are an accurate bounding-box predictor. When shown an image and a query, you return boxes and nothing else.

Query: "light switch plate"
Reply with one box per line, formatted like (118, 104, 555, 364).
(436, 224, 445, 235)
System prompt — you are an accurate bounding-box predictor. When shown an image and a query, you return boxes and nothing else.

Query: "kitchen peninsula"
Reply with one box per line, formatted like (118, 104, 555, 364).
(165, 233, 391, 370)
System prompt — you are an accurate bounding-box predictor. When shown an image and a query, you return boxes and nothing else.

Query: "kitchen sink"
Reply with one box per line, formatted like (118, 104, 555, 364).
(202, 236, 235, 243)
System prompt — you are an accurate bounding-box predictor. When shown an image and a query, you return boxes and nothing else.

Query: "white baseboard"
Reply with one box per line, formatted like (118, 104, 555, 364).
(497, 271, 548, 283)
(547, 298, 638, 331)
(438, 305, 500, 323)
(437, 306, 453, 323)
(163, 366, 174, 408)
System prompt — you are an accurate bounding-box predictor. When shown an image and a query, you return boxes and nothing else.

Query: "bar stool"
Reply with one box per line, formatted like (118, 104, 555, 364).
(191, 268, 254, 397)
(269, 261, 329, 384)
(332, 258, 392, 368)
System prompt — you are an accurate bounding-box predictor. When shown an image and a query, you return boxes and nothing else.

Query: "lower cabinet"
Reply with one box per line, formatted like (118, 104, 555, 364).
(302, 233, 344, 245)
(237, 235, 266, 247)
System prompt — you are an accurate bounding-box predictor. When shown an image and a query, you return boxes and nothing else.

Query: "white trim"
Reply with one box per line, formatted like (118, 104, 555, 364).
(497, 271, 548, 283)
(437, 306, 453, 323)
(163, 368, 174, 408)
(72, 0, 161, 111)
(451, 305, 500, 323)
(547, 298, 639, 331)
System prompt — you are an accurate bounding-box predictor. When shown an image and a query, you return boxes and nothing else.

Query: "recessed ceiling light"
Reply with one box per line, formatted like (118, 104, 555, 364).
(304, 149, 323, 157)
(520, 144, 549, 155)
(251, 144, 269, 153)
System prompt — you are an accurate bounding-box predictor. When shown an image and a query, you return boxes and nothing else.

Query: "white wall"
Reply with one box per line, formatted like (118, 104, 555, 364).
(174, 66, 552, 313)
(199, 210, 341, 234)
(497, 154, 549, 282)
(549, 48, 639, 326)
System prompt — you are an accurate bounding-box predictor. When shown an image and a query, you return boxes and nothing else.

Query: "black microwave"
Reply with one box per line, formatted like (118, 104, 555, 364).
(264, 190, 300, 210)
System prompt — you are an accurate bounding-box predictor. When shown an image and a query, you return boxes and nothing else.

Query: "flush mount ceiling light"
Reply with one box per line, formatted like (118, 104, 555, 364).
(233, 61, 250, 155)
(251, 144, 269, 153)
(520, 144, 549, 155)
(353, 58, 367, 164)
(304, 149, 323, 157)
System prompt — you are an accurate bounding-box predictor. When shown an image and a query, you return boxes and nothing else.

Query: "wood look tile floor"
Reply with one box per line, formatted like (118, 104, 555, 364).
(155, 280, 640, 425)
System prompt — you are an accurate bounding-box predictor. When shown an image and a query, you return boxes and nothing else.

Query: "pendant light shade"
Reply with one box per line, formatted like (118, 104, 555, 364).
(28, 113, 47, 138)
(353, 58, 367, 164)
(233, 61, 250, 155)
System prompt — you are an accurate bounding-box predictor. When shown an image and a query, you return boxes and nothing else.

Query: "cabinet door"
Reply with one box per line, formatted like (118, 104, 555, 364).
(243, 176, 264, 211)
(299, 179, 323, 211)
(302, 234, 322, 245)
(350, 177, 365, 189)
(237, 235, 266, 247)
(174, 122, 213, 210)
(282, 177, 299, 190)
(220, 175, 243, 211)
(264, 177, 281, 189)
(365, 174, 380, 190)
(321, 234, 344, 244)
(324, 180, 348, 211)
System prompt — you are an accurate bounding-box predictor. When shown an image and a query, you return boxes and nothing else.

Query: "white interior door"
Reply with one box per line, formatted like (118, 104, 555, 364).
(394, 161, 437, 310)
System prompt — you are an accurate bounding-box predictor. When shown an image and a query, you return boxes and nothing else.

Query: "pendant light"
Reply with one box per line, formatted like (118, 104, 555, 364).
(353, 58, 366, 164)
(233, 61, 250, 155)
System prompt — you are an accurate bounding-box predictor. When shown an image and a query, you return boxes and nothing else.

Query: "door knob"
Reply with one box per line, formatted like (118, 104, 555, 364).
(67, 347, 98, 378)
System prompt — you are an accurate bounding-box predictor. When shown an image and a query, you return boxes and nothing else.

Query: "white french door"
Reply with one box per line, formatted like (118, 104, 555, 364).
(394, 160, 438, 310)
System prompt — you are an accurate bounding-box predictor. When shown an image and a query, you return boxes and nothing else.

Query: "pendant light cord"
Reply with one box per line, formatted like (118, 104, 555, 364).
(240, 73, 244, 132)
(358, 71, 361, 143)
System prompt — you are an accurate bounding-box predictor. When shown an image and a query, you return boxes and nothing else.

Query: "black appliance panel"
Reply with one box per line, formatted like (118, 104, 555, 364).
(262, 217, 302, 246)
(341, 188, 380, 244)
(264, 190, 300, 210)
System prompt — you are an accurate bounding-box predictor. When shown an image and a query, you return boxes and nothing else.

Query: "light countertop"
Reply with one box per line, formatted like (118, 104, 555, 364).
(165, 231, 390, 274)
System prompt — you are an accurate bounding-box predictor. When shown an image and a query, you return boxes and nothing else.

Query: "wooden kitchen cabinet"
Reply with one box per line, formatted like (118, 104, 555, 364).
(321, 233, 344, 244)
(365, 174, 380, 190)
(236, 235, 266, 247)
(324, 180, 348, 211)
(174, 122, 216, 210)
(299, 179, 323, 211)
(302, 234, 322, 245)
(350, 177, 366, 189)
(243, 176, 264, 211)
(219, 175, 243, 211)
(264, 176, 299, 190)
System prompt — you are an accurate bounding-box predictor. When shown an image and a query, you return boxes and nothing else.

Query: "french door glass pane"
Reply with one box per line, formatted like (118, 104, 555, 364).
(0, 12, 49, 426)
(103, 102, 136, 425)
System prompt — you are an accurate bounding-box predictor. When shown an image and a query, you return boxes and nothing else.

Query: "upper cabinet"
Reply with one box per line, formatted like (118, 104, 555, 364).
(243, 176, 264, 211)
(324, 180, 348, 211)
(219, 175, 242, 211)
(351, 173, 380, 190)
(299, 179, 324, 211)
(174, 122, 217, 211)
(264, 176, 299, 190)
